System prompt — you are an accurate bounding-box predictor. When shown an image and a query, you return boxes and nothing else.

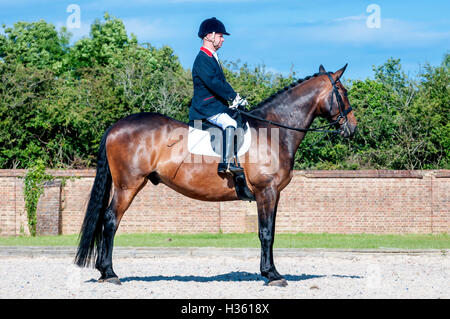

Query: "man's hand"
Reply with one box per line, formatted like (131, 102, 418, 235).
(230, 93, 248, 109)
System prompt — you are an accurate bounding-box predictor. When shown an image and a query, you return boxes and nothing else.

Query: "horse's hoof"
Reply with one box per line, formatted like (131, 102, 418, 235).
(99, 277, 122, 285)
(267, 279, 288, 287)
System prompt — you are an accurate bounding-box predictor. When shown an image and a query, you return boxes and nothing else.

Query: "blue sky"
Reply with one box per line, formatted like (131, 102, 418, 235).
(0, 0, 449, 80)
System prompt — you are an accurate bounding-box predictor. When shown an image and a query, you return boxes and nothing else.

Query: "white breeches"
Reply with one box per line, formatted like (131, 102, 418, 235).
(207, 112, 237, 129)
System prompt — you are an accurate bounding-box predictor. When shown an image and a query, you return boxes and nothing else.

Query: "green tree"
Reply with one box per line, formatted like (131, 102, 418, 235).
(66, 13, 136, 70)
(0, 62, 57, 167)
(223, 61, 296, 106)
(0, 14, 192, 168)
(405, 54, 449, 168)
(0, 20, 70, 73)
(108, 43, 191, 121)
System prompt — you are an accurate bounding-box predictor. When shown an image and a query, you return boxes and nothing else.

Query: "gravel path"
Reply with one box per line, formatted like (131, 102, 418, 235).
(0, 249, 448, 299)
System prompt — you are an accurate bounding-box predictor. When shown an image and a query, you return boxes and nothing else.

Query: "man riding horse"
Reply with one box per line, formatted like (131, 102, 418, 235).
(189, 17, 248, 174)
(75, 16, 357, 286)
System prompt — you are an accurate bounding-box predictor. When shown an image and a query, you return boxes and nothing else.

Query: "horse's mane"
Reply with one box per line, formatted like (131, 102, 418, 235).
(250, 72, 322, 110)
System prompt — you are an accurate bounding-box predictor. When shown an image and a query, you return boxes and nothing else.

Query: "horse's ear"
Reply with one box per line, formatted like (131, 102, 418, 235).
(319, 64, 326, 73)
(333, 63, 348, 81)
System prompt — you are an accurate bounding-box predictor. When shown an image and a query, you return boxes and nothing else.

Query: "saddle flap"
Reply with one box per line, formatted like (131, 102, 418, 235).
(188, 122, 251, 157)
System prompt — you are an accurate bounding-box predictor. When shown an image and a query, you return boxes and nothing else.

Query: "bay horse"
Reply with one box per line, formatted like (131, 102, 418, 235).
(75, 64, 357, 287)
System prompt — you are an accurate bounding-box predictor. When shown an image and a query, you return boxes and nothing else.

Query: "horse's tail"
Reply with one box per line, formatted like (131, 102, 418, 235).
(75, 127, 113, 268)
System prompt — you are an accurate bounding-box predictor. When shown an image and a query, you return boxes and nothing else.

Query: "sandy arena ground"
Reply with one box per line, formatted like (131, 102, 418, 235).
(0, 249, 448, 299)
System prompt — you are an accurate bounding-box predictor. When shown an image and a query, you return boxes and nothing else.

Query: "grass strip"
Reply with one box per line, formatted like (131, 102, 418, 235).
(0, 233, 448, 249)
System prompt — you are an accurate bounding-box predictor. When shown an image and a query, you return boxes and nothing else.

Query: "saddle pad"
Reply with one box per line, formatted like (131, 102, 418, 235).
(188, 123, 251, 157)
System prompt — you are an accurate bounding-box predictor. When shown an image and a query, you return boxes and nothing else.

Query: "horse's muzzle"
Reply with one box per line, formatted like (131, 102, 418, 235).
(340, 121, 356, 138)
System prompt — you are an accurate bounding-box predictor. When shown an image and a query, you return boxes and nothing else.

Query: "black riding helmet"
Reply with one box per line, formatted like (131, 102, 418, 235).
(198, 17, 230, 38)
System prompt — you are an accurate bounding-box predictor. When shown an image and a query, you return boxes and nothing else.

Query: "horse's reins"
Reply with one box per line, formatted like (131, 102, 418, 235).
(235, 71, 352, 135)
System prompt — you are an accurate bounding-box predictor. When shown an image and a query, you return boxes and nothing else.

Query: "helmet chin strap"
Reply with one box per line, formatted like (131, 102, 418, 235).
(204, 32, 220, 51)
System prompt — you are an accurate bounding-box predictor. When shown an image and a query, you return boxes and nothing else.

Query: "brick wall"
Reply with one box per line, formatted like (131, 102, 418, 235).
(36, 180, 61, 236)
(0, 171, 28, 236)
(0, 169, 448, 236)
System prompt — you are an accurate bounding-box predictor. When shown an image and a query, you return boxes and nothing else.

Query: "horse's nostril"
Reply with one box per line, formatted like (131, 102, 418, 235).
(340, 122, 357, 138)
(348, 125, 357, 138)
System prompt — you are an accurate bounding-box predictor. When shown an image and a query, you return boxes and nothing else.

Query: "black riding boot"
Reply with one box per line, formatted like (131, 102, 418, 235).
(218, 126, 244, 174)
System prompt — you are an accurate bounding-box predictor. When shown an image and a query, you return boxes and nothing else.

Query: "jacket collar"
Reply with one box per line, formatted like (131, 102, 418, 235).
(200, 46, 213, 57)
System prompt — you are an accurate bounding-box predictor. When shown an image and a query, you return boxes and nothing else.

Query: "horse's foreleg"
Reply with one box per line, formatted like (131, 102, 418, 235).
(255, 186, 287, 287)
(96, 180, 147, 284)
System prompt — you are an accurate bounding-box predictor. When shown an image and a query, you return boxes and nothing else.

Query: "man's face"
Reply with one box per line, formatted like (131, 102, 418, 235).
(207, 32, 225, 50)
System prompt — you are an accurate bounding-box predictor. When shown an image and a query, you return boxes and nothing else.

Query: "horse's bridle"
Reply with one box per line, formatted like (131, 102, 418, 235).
(235, 72, 353, 134)
(324, 72, 352, 129)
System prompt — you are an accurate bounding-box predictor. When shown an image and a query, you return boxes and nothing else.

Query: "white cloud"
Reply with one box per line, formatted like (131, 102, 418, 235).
(332, 14, 366, 23)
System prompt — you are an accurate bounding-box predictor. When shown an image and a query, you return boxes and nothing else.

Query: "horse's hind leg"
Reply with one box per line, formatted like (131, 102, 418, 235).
(96, 201, 120, 284)
(96, 179, 148, 284)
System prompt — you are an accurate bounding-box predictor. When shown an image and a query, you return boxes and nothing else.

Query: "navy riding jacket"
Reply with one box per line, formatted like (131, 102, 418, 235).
(189, 47, 237, 121)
